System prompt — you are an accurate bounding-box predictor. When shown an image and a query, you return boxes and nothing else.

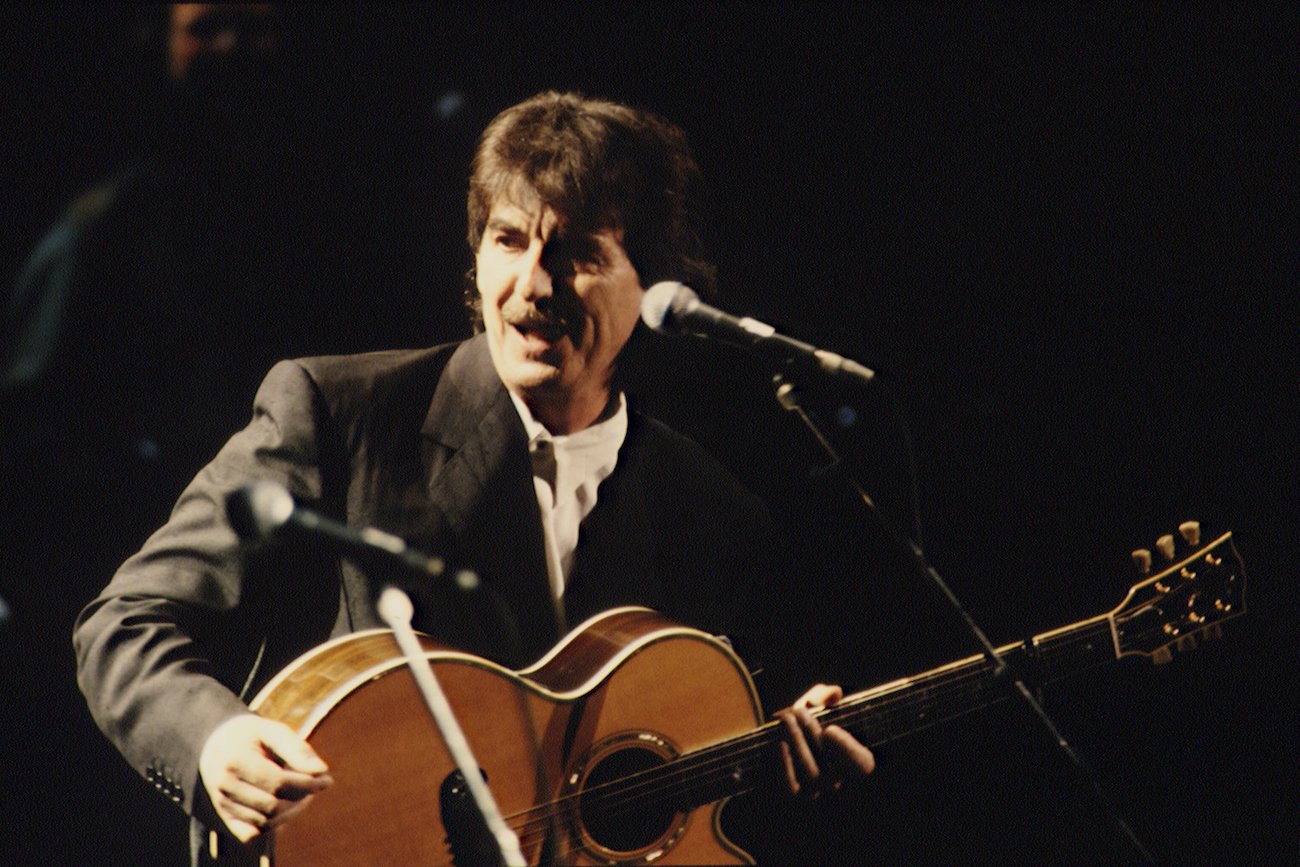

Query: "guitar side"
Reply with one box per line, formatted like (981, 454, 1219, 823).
(247, 607, 764, 866)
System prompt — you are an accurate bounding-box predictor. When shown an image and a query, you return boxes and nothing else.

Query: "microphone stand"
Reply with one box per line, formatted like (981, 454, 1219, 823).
(377, 586, 526, 867)
(771, 371, 1154, 864)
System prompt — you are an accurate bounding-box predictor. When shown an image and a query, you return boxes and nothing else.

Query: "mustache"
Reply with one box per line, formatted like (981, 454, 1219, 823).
(501, 299, 583, 341)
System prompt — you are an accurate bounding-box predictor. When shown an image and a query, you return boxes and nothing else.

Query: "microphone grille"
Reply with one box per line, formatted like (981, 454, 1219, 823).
(641, 281, 695, 333)
(226, 480, 296, 540)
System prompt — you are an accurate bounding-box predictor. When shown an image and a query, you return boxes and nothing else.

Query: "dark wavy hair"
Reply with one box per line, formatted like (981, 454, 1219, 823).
(464, 91, 715, 327)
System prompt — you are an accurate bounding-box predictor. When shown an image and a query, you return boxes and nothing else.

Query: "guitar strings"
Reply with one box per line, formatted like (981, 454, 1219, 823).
(509, 569, 1234, 845)
(508, 595, 1223, 856)
(502, 619, 1118, 838)
(546, 620, 1135, 840)
(498, 619, 1125, 842)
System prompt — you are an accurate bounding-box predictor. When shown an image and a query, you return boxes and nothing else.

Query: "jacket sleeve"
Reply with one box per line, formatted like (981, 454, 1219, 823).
(72, 359, 338, 816)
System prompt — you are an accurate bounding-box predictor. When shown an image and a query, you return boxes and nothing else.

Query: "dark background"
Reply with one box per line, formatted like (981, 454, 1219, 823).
(1, 4, 1294, 864)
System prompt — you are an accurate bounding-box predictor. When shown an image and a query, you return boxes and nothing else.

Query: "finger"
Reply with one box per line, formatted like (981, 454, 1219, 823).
(215, 781, 325, 840)
(213, 793, 271, 841)
(222, 778, 322, 830)
(778, 740, 802, 796)
(258, 721, 330, 775)
(234, 750, 332, 800)
(264, 792, 319, 831)
(246, 770, 331, 805)
(233, 751, 302, 796)
(779, 709, 821, 786)
(267, 766, 334, 800)
(795, 683, 843, 710)
(218, 775, 281, 817)
(222, 815, 265, 845)
(794, 705, 825, 744)
(822, 725, 876, 776)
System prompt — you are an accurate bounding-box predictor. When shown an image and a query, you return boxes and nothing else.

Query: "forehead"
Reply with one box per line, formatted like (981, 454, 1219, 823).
(484, 173, 621, 232)
(485, 193, 627, 249)
(485, 193, 556, 232)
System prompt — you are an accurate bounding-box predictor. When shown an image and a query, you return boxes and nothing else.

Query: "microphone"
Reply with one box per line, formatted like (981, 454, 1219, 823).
(226, 480, 465, 585)
(640, 282, 875, 386)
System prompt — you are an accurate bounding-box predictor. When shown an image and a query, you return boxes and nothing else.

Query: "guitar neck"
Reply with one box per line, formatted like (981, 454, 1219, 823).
(822, 615, 1116, 747)
(593, 528, 1243, 817)
(669, 615, 1118, 807)
(714, 529, 1242, 792)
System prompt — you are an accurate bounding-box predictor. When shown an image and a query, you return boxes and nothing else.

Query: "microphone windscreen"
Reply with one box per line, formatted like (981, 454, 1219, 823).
(641, 281, 695, 333)
(226, 480, 295, 541)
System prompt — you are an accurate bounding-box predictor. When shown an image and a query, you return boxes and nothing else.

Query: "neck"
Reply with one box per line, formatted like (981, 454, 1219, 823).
(521, 385, 617, 435)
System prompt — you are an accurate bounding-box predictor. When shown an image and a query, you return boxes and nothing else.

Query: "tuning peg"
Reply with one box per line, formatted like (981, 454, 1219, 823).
(1178, 521, 1201, 547)
(1131, 548, 1153, 574)
(1155, 534, 1176, 561)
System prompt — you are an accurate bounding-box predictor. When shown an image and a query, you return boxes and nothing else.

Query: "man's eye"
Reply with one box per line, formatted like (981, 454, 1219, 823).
(495, 233, 526, 250)
(557, 239, 605, 270)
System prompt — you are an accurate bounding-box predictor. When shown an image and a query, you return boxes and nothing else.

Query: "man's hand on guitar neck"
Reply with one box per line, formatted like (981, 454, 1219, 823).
(774, 684, 876, 800)
(198, 713, 334, 843)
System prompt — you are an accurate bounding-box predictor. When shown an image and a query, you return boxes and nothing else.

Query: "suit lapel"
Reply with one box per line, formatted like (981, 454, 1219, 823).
(420, 336, 559, 662)
(563, 413, 664, 624)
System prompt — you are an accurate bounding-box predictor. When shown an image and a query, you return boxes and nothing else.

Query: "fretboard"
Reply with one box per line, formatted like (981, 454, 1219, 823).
(578, 616, 1118, 821)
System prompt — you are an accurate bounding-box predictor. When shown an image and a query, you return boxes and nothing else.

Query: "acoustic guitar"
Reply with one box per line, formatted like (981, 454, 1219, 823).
(242, 527, 1243, 865)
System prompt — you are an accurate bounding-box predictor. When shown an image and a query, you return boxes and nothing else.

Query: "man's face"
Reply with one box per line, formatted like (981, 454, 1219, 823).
(475, 193, 643, 422)
(169, 4, 280, 82)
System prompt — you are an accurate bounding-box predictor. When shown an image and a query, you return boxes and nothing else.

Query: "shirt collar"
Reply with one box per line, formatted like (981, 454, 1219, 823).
(507, 389, 628, 451)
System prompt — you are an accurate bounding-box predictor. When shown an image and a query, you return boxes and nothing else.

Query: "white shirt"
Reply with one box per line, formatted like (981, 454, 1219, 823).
(507, 390, 628, 628)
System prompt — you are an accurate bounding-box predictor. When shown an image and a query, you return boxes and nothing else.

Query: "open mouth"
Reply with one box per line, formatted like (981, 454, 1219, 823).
(511, 314, 570, 344)
(510, 318, 571, 356)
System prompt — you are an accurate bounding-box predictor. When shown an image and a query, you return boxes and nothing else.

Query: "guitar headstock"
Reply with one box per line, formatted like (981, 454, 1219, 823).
(1110, 524, 1245, 663)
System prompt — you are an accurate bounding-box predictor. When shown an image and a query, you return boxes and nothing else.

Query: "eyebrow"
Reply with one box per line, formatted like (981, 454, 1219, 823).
(485, 218, 526, 234)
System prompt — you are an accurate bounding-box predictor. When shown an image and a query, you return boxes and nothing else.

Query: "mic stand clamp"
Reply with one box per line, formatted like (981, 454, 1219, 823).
(377, 586, 527, 867)
(772, 371, 1154, 864)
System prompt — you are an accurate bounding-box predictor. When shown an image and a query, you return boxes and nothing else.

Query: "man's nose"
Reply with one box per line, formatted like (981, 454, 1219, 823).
(517, 246, 553, 302)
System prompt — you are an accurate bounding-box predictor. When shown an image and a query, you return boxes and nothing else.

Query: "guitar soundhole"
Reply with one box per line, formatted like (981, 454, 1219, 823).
(579, 745, 676, 854)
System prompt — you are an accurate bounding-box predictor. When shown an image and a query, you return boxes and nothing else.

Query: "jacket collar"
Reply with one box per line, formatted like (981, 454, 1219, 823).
(417, 334, 559, 659)
(421, 333, 512, 450)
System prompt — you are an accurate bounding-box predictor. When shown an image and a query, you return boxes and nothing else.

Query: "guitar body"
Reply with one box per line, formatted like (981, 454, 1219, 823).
(249, 607, 764, 866)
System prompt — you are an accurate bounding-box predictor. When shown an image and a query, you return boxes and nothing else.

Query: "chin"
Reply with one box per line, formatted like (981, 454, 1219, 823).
(504, 359, 567, 392)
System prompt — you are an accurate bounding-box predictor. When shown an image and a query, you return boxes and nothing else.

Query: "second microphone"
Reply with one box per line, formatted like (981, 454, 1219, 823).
(640, 281, 875, 386)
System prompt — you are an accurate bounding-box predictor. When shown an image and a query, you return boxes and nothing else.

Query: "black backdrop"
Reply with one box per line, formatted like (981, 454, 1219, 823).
(1, 5, 1295, 864)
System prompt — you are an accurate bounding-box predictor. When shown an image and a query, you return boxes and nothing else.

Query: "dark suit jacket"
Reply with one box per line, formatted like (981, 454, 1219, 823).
(73, 335, 775, 853)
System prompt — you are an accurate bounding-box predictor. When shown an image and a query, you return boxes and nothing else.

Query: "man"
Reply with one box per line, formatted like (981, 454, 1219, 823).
(75, 91, 874, 864)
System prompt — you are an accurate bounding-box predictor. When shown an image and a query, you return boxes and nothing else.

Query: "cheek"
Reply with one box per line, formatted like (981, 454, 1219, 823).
(474, 255, 504, 312)
(588, 295, 639, 360)
(611, 282, 645, 338)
